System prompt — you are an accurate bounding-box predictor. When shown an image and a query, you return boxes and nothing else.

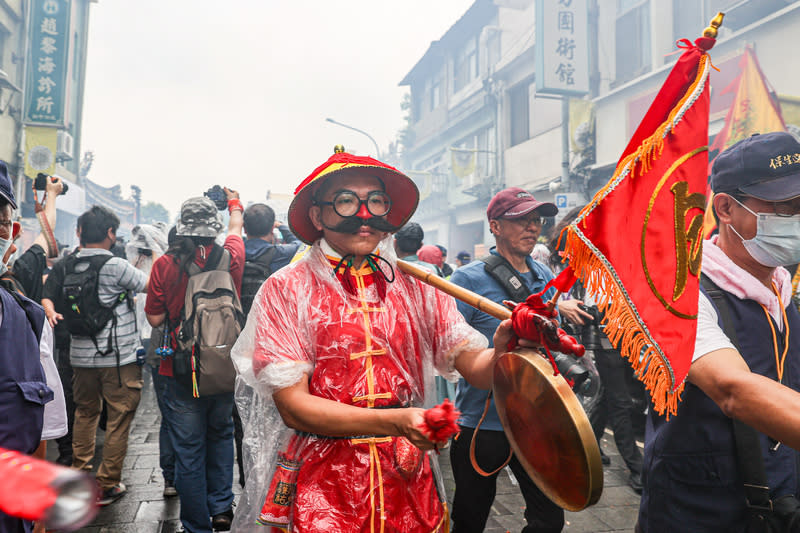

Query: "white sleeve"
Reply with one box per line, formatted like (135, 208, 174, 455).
(39, 322, 68, 440)
(693, 291, 738, 362)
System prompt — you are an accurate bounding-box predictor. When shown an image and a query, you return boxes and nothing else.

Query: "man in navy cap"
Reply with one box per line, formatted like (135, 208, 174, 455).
(0, 161, 66, 532)
(638, 132, 800, 532)
(455, 250, 472, 268)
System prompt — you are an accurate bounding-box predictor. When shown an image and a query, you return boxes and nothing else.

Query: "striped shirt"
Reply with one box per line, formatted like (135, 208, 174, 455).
(68, 249, 148, 368)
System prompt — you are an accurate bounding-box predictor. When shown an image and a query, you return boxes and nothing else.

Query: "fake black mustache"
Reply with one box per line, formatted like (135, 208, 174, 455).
(322, 215, 401, 234)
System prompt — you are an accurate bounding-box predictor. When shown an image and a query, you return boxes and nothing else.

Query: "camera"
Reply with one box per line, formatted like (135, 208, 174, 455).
(554, 351, 601, 414)
(204, 185, 228, 211)
(34, 173, 69, 195)
(554, 352, 596, 396)
(577, 303, 612, 351)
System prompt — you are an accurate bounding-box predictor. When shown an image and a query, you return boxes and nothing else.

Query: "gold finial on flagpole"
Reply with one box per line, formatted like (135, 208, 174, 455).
(703, 12, 725, 38)
(334, 144, 345, 154)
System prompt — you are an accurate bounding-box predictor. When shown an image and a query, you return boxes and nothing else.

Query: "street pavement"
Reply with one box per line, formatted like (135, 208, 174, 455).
(52, 375, 641, 532)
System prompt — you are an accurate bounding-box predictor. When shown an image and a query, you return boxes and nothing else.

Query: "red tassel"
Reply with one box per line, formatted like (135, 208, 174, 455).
(420, 399, 461, 443)
(374, 273, 387, 299)
(340, 268, 357, 295)
(507, 293, 586, 377)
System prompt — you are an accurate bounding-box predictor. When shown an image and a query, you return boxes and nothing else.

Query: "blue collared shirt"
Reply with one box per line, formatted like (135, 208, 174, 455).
(450, 248, 556, 430)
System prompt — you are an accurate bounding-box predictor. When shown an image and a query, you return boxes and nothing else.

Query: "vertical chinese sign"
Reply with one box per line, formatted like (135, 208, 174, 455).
(535, 0, 589, 96)
(24, 0, 71, 126)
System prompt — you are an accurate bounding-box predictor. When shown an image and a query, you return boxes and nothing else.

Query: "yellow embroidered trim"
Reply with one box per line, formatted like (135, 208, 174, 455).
(347, 268, 388, 408)
(434, 501, 449, 532)
(350, 437, 392, 533)
(350, 349, 388, 360)
(352, 392, 392, 403)
(585, 54, 711, 205)
(313, 162, 390, 183)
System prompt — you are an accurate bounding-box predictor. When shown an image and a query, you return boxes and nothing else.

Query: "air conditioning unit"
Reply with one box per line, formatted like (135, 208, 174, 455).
(56, 130, 74, 161)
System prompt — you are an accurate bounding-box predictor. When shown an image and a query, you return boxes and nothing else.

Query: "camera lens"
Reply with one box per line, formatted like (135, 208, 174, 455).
(554, 353, 590, 391)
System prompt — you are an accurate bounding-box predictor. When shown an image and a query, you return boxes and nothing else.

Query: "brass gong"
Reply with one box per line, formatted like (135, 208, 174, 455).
(493, 348, 603, 511)
(393, 260, 603, 510)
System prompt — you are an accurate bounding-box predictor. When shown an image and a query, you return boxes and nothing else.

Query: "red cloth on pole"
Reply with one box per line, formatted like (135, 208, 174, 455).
(562, 37, 714, 416)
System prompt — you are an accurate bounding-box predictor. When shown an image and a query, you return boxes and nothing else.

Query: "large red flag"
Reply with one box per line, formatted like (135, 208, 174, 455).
(559, 35, 717, 417)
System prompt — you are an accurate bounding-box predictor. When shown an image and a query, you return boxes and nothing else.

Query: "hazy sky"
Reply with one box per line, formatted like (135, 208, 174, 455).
(80, 1, 475, 219)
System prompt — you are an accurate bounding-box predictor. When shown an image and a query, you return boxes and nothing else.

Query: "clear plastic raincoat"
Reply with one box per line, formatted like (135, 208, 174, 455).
(231, 236, 487, 532)
(125, 223, 168, 343)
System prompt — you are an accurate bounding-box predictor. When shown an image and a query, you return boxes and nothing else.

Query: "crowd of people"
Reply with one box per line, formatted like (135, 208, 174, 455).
(3, 132, 800, 533)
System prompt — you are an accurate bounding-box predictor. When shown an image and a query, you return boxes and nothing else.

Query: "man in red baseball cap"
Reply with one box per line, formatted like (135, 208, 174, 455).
(231, 147, 518, 532)
(449, 186, 564, 533)
(486, 187, 558, 221)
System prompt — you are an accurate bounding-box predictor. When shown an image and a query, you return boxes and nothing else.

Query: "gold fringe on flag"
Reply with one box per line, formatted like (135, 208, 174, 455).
(562, 53, 712, 417)
(562, 228, 684, 416)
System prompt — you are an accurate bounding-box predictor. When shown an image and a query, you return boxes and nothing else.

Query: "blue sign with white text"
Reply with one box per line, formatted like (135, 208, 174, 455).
(24, 0, 71, 126)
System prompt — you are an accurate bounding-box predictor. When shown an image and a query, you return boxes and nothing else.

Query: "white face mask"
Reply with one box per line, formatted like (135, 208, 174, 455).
(729, 197, 800, 267)
(0, 235, 12, 276)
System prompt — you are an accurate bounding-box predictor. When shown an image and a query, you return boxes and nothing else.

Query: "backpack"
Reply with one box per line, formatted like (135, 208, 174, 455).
(173, 245, 245, 398)
(240, 246, 278, 316)
(61, 253, 130, 356)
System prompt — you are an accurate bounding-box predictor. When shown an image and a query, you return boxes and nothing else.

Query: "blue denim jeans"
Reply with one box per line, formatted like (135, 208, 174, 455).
(148, 364, 175, 483)
(163, 375, 234, 533)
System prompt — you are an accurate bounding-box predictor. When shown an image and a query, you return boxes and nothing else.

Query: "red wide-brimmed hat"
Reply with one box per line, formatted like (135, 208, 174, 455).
(288, 146, 419, 244)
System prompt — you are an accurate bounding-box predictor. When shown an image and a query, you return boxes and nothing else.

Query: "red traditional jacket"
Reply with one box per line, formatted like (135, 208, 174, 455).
(247, 240, 485, 533)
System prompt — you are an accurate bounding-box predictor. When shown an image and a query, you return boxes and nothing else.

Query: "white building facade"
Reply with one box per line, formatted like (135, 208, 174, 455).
(401, 0, 800, 257)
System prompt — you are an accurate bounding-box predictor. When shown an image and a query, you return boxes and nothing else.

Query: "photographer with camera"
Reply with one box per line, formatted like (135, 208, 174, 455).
(145, 187, 244, 532)
(5, 173, 66, 302)
(567, 296, 643, 493)
(0, 163, 68, 532)
(548, 207, 644, 495)
(449, 187, 565, 533)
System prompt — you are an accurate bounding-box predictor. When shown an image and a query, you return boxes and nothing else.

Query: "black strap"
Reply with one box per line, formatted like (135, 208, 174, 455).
(254, 245, 279, 270)
(245, 246, 278, 279)
(0, 272, 27, 297)
(479, 254, 532, 303)
(700, 274, 773, 513)
(203, 245, 226, 273)
(67, 254, 128, 360)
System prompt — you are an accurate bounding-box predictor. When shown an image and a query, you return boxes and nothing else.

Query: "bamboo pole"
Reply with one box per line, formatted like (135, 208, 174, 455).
(397, 259, 512, 320)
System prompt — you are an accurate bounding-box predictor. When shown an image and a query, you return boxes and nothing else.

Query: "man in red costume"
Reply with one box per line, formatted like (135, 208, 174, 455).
(231, 147, 517, 532)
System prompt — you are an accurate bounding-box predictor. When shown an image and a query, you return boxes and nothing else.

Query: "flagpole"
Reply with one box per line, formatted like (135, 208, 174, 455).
(397, 259, 512, 321)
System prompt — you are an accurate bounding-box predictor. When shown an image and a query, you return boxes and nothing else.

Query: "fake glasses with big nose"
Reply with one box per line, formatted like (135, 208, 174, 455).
(316, 190, 392, 219)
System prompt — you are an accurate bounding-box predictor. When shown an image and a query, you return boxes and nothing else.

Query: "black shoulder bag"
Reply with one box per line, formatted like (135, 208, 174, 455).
(479, 253, 532, 303)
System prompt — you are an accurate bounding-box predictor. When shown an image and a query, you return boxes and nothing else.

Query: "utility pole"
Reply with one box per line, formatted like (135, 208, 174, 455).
(130, 185, 141, 225)
(561, 96, 570, 192)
